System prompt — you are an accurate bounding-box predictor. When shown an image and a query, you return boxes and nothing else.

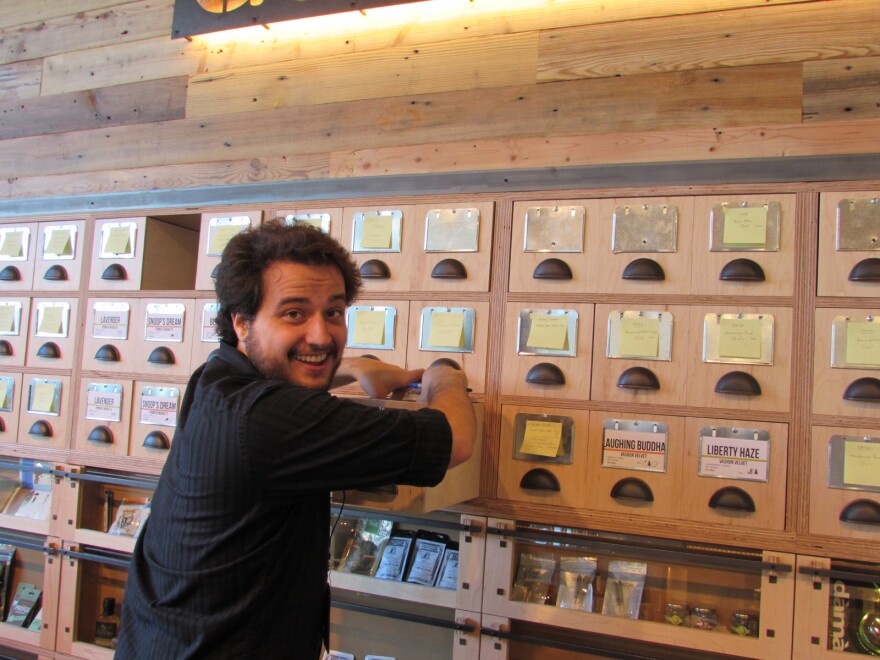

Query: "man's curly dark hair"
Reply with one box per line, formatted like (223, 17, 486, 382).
(213, 220, 362, 346)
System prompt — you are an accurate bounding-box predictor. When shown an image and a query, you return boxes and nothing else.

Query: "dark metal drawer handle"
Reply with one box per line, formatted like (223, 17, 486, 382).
(617, 366, 660, 391)
(95, 344, 121, 362)
(840, 499, 880, 525)
(143, 431, 170, 449)
(28, 420, 53, 439)
(359, 259, 390, 279)
(101, 264, 127, 281)
(849, 257, 880, 282)
(88, 425, 114, 445)
(43, 264, 68, 281)
(36, 342, 61, 359)
(431, 258, 467, 279)
(526, 363, 565, 385)
(709, 486, 755, 512)
(147, 346, 175, 365)
(719, 258, 765, 282)
(610, 477, 654, 503)
(622, 258, 664, 281)
(715, 371, 762, 396)
(844, 377, 880, 402)
(520, 468, 560, 492)
(532, 258, 572, 280)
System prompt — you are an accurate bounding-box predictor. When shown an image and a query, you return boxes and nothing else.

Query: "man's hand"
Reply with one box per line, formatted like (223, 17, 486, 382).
(334, 356, 424, 399)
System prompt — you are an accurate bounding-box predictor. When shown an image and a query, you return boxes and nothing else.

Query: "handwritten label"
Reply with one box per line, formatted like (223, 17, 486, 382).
(428, 311, 465, 348)
(86, 388, 123, 422)
(208, 224, 244, 256)
(352, 309, 386, 345)
(618, 316, 660, 358)
(723, 207, 767, 245)
(104, 226, 132, 255)
(602, 428, 666, 472)
(360, 214, 392, 249)
(526, 314, 568, 351)
(38, 306, 65, 336)
(519, 420, 563, 458)
(843, 440, 880, 489)
(699, 435, 769, 482)
(846, 322, 880, 366)
(30, 382, 57, 414)
(718, 317, 763, 360)
(0, 379, 9, 410)
(45, 229, 73, 257)
(0, 305, 17, 334)
(0, 231, 23, 258)
(140, 394, 178, 427)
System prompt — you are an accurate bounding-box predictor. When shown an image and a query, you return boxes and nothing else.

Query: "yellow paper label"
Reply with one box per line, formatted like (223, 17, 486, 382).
(0, 380, 8, 409)
(104, 226, 132, 255)
(38, 306, 65, 335)
(0, 306, 16, 333)
(360, 214, 392, 249)
(352, 310, 386, 345)
(45, 229, 73, 256)
(31, 382, 56, 413)
(208, 224, 244, 255)
(718, 318, 763, 359)
(723, 207, 767, 245)
(526, 314, 568, 351)
(846, 322, 880, 366)
(428, 311, 465, 348)
(520, 420, 564, 458)
(844, 441, 880, 488)
(618, 316, 660, 358)
(0, 231, 23, 258)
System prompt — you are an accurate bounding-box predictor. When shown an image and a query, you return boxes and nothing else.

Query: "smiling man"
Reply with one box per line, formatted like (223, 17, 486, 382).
(115, 221, 476, 659)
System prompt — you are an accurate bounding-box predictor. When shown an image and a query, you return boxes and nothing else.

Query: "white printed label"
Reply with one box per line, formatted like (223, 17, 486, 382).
(145, 312, 184, 342)
(93, 307, 130, 340)
(602, 428, 667, 472)
(139, 395, 178, 427)
(699, 435, 769, 482)
(86, 388, 123, 422)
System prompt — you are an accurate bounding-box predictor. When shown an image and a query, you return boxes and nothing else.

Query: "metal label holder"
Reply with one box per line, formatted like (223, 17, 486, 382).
(85, 383, 124, 423)
(523, 205, 585, 253)
(698, 426, 771, 483)
(710, 201, 781, 252)
(702, 312, 774, 365)
(424, 208, 480, 252)
(284, 213, 331, 234)
(836, 197, 880, 251)
(517, 309, 578, 357)
(138, 386, 180, 427)
(42, 224, 78, 260)
(0, 376, 14, 412)
(144, 303, 186, 343)
(606, 310, 673, 361)
(100, 222, 137, 259)
(612, 204, 678, 253)
(831, 314, 880, 369)
(345, 305, 397, 351)
(513, 412, 574, 464)
(206, 216, 251, 256)
(601, 419, 669, 473)
(419, 307, 475, 353)
(27, 378, 62, 416)
(0, 227, 30, 262)
(200, 302, 221, 344)
(352, 210, 403, 253)
(35, 302, 70, 338)
(0, 301, 22, 336)
(828, 435, 880, 492)
(92, 302, 130, 340)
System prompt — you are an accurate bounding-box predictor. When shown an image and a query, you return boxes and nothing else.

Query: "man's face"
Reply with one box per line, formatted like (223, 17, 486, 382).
(232, 261, 348, 390)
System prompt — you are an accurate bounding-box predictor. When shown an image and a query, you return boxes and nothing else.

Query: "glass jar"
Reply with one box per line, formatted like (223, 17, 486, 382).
(691, 606, 719, 630)
(730, 610, 759, 637)
(664, 602, 690, 626)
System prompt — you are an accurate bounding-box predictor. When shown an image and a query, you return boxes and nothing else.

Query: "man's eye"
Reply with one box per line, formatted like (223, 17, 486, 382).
(327, 309, 344, 319)
(283, 310, 303, 319)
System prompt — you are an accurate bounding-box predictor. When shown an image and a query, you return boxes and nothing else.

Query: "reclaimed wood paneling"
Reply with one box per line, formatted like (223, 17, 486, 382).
(0, 0, 173, 66)
(804, 56, 880, 122)
(537, 0, 880, 80)
(0, 59, 41, 100)
(0, 76, 188, 140)
(330, 118, 880, 177)
(0, 63, 801, 179)
(41, 35, 205, 96)
(0, 1, 123, 29)
(187, 32, 537, 117)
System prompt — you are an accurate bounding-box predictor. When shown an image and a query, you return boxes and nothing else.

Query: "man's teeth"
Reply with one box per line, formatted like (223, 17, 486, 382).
(296, 354, 327, 363)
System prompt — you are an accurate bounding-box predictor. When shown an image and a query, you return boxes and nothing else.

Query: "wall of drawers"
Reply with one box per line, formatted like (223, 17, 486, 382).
(0, 181, 878, 658)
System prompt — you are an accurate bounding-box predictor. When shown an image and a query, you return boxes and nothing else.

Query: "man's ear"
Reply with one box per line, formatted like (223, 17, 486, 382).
(231, 313, 249, 345)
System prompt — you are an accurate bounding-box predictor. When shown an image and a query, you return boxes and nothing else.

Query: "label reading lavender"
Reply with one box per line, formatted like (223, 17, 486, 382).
(85, 385, 123, 422)
(92, 303, 130, 340)
(144, 304, 185, 343)
(699, 434, 769, 482)
(139, 390, 179, 427)
(602, 427, 667, 473)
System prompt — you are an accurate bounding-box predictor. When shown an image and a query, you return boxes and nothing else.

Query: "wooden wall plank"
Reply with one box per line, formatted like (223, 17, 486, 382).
(197, 0, 815, 73)
(537, 0, 880, 80)
(0, 154, 330, 200)
(41, 35, 205, 96)
(329, 118, 880, 177)
(0, 60, 41, 100)
(0, 64, 801, 179)
(0, 0, 173, 66)
(804, 56, 880, 122)
(0, 1, 122, 29)
(0, 77, 188, 140)
(187, 33, 538, 118)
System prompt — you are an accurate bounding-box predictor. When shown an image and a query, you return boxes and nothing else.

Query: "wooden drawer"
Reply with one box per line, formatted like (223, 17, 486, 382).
(591, 304, 689, 407)
(680, 417, 788, 532)
(17, 373, 72, 450)
(81, 298, 139, 374)
(0, 297, 31, 368)
(194, 210, 261, 291)
(690, 195, 796, 297)
(684, 305, 793, 414)
(190, 299, 222, 369)
(0, 222, 37, 291)
(32, 219, 87, 292)
(130, 298, 195, 378)
(585, 411, 685, 520)
(25, 297, 79, 370)
(817, 190, 880, 298)
(499, 303, 594, 400)
(342, 204, 419, 293)
(344, 299, 410, 368)
(128, 380, 182, 461)
(495, 405, 590, 509)
(72, 378, 134, 458)
(0, 371, 23, 446)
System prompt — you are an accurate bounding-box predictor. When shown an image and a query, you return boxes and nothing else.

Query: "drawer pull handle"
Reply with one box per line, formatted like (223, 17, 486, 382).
(532, 258, 572, 280)
(101, 264, 127, 281)
(143, 431, 170, 449)
(622, 258, 665, 281)
(719, 258, 765, 282)
(526, 363, 565, 385)
(520, 468, 560, 492)
(147, 346, 176, 365)
(431, 258, 467, 279)
(36, 342, 61, 359)
(709, 486, 755, 512)
(43, 264, 68, 281)
(844, 377, 880, 402)
(359, 259, 390, 279)
(610, 477, 654, 503)
(617, 366, 660, 391)
(28, 420, 53, 438)
(88, 425, 114, 445)
(0, 340, 12, 356)
(358, 484, 399, 496)
(0, 266, 20, 281)
(715, 371, 762, 396)
(0, 418, 4, 432)
(95, 344, 121, 362)
(840, 499, 880, 525)
(849, 257, 880, 282)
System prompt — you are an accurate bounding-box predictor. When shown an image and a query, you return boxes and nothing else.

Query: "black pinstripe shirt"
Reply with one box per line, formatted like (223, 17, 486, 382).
(115, 343, 452, 659)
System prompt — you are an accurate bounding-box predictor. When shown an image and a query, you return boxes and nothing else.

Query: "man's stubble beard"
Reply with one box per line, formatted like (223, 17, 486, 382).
(245, 335, 341, 391)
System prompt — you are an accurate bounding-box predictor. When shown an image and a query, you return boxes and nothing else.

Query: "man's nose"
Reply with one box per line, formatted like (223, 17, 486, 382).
(304, 314, 332, 345)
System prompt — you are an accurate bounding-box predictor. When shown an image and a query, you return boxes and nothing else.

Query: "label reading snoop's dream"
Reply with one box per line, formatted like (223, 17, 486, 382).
(602, 428, 667, 473)
(139, 394, 178, 427)
(145, 312, 184, 342)
(699, 435, 769, 482)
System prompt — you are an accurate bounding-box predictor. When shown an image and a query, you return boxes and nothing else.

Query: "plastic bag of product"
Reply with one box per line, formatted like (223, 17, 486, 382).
(338, 518, 394, 576)
(556, 556, 598, 612)
(601, 560, 648, 620)
(511, 552, 557, 604)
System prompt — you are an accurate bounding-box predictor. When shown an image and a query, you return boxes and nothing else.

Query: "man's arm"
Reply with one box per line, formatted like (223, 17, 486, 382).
(418, 364, 476, 468)
(333, 356, 424, 399)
